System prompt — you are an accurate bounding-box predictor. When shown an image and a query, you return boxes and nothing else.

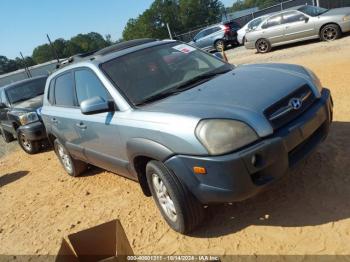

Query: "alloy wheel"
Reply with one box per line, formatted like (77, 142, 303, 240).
(57, 144, 73, 173)
(323, 27, 337, 41)
(152, 173, 177, 222)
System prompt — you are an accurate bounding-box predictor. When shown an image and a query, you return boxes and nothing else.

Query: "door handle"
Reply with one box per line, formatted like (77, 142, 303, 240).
(76, 122, 87, 130)
(285, 26, 289, 29)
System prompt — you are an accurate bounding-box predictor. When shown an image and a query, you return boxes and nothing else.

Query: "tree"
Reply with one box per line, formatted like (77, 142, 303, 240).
(0, 55, 19, 75)
(229, 0, 280, 12)
(122, 0, 224, 40)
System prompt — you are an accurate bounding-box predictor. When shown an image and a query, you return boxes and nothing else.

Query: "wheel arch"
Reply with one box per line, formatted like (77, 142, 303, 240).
(127, 138, 174, 197)
(319, 22, 342, 36)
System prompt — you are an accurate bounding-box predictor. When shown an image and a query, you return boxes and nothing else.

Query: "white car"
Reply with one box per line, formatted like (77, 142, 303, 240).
(237, 15, 268, 45)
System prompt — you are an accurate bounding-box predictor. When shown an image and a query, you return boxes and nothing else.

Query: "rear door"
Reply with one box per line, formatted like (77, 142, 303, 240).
(260, 14, 285, 44)
(282, 11, 316, 42)
(48, 71, 86, 160)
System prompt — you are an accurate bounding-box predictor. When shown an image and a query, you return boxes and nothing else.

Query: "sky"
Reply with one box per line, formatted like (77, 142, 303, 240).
(0, 0, 235, 59)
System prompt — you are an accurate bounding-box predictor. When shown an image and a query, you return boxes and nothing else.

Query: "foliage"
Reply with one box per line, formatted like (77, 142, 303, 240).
(122, 0, 224, 40)
(229, 0, 281, 12)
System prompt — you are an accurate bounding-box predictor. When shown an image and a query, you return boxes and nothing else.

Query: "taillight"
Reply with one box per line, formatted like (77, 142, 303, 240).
(223, 25, 230, 33)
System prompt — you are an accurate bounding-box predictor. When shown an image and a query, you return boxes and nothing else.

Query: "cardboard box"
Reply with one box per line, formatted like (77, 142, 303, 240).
(56, 220, 133, 262)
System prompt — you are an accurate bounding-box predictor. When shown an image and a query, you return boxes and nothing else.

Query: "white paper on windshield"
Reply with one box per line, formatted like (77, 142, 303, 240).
(172, 44, 196, 54)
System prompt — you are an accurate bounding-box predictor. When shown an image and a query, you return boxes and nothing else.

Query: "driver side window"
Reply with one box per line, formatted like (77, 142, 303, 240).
(74, 69, 110, 105)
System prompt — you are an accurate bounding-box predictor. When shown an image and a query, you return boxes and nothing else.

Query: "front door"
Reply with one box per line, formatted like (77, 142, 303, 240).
(72, 68, 129, 177)
(282, 11, 316, 42)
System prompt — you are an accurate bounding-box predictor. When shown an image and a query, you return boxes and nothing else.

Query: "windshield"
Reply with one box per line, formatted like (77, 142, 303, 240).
(101, 42, 231, 105)
(6, 78, 47, 105)
(298, 5, 328, 16)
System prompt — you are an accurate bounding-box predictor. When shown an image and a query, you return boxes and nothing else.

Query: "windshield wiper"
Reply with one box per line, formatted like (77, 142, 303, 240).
(172, 68, 232, 92)
(12, 97, 32, 104)
(136, 89, 180, 106)
(136, 67, 232, 106)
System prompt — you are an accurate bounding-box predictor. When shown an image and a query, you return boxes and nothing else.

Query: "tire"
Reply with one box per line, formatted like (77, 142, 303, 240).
(0, 126, 14, 143)
(146, 160, 205, 234)
(320, 24, 341, 42)
(54, 139, 87, 177)
(256, 38, 271, 53)
(17, 131, 40, 154)
(214, 39, 226, 52)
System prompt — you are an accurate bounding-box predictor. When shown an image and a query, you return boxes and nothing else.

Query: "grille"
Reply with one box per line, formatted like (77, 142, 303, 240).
(264, 85, 316, 130)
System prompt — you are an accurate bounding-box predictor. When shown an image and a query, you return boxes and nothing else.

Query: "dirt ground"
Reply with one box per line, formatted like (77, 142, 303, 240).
(1, 37, 350, 256)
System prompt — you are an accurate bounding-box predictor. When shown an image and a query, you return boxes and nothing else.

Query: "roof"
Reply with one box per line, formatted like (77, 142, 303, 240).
(1, 75, 47, 90)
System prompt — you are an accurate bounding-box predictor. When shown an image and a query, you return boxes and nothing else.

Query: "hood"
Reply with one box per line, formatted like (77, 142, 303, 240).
(141, 63, 317, 136)
(12, 95, 43, 111)
(322, 7, 350, 16)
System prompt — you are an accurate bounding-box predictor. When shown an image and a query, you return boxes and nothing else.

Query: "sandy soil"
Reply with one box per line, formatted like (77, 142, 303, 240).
(1, 36, 350, 256)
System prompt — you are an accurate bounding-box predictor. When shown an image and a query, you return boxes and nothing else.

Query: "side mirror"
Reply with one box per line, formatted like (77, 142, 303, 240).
(80, 96, 113, 115)
(0, 102, 8, 109)
(213, 52, 224, 60)
(192, 38, 197, 42)
(304, 17, 309, 23)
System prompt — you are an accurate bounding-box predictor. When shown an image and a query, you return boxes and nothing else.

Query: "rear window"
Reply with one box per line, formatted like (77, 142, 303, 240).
(54, 72, 76, 107)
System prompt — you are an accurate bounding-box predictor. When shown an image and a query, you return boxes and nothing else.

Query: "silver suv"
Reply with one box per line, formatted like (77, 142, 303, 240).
(41, 39, 333, 234)
(189, 22, 240, 52)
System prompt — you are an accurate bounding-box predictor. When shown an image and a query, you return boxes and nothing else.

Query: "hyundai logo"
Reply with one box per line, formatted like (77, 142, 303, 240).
(289, 98, 303, 110)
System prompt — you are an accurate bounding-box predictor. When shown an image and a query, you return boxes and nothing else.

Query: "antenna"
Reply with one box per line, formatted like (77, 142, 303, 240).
(46, 34, 60, 64)
(20, 52, 32, 78)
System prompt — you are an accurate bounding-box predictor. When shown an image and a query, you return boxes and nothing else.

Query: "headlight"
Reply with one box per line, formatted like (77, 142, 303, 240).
(343, 15, 350, 21)
(195, 119, 258, 155)
(304, 67, 322, 93)
(13, 111, 39, 125)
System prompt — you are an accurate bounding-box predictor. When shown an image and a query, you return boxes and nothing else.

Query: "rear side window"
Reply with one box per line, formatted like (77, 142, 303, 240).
(263, 15, 282, 29)
(48, 79, 55, 104)
(74, 69, 109, 104)
(54, 72, 76, 107)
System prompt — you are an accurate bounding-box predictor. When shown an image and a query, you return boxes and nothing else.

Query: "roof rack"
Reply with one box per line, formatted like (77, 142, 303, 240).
(55, 38, 158, 70)
(94, 38, 157, 56)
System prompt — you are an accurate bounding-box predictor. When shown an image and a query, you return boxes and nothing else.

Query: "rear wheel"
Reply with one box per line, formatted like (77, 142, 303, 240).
(18, 131, 40, 154)
(320, 24, 341, 41)
(54, 139, 87, 177)
(214, 39, 226, 52)
(256, 38, 271, 53)
(146, 160, 205, 234)
(0, 126, 14, 143)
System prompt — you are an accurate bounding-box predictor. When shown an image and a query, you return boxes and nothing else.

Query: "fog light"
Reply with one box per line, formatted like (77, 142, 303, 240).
(193, 166, 206, 175)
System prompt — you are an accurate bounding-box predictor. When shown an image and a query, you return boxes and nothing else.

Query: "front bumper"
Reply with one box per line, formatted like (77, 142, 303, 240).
(17, 121, 47, 141)
(165, 89, 333, 204)
(340, 20, 350, 33)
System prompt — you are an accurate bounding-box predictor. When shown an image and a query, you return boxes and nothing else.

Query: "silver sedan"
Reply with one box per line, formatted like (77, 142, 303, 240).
(245, 5, 350, 53)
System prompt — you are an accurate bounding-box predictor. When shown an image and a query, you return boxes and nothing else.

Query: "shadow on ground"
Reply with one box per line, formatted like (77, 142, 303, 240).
(0, 171, 29, 187)
(192, 121, 350, 237)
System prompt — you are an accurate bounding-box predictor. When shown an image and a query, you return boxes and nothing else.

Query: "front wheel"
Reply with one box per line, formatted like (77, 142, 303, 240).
(18, 131, 40, 154)
(320, 24, 341, 42)
(146, 160, 205, 234)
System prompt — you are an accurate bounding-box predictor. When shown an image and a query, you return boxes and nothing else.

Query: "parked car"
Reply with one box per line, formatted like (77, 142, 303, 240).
(237, 15, 269, 45)
(245, 5, 350, 53)
(0, 76, 48, 154)
(189, 22, 240, 52)
(41, 39, 333, 234)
